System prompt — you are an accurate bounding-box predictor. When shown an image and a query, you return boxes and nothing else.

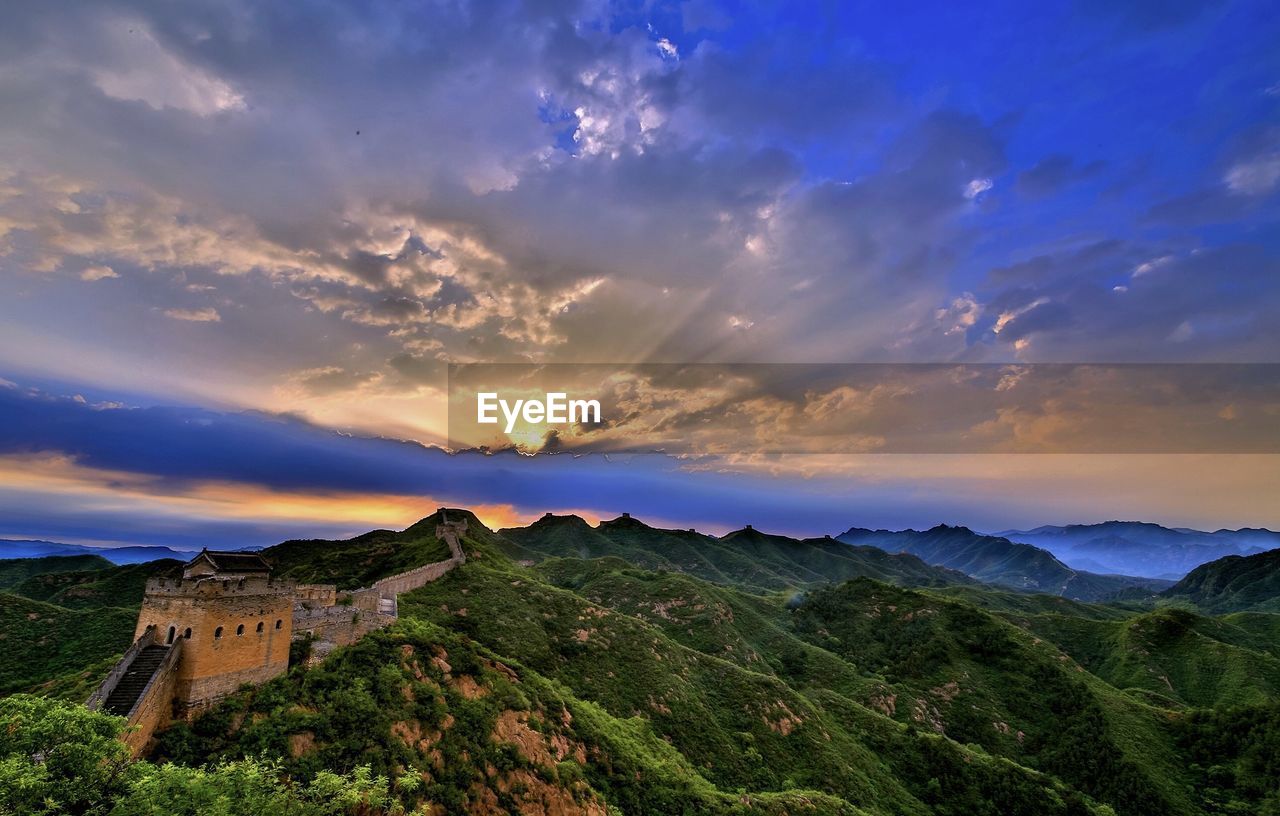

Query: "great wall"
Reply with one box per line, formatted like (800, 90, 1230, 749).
(86, 513, 469, 755)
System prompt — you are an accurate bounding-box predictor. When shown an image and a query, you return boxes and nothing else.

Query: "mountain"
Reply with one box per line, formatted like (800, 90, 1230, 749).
(161, 511, 1151, 815)
(836, 524, 1170, 601)
(1161, 548, 1280, 613)
(499, 512, 975, 591)
(6, 509, 1280, 815)
(997, 522, 1280, 579)
(0, 538, 200, 565)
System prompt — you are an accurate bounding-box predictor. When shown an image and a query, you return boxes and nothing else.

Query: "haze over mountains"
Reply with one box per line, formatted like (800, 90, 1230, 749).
(0, 538, 199, 564)
(997, 522, 1280, 579)
(836, 524, 1173, 601)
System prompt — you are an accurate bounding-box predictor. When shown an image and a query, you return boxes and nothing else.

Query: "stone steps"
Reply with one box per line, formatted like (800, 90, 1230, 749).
(102, 645, 169, 716)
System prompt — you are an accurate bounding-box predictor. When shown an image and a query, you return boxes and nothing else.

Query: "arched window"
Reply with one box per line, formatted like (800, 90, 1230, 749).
(167, 626, 176, 644)
(183, 628, 192, 639)
(256, 621, 264, 633)
(275, 619, 283, 630)
(236, 624, 245, 636)
(214, 626, 224, 639)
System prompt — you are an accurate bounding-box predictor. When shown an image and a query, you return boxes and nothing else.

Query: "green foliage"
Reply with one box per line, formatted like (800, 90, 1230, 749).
(1175, 702, 1280, 815)
(791, 580, 1184, 816)
(4, 510, 1279, 815)
(110, 758, 398, 816)
(0, 693, 137, 815)
(503, 513, 971, 592)
(0, 695, 400, 816)
(1011, 607, 1280, 708)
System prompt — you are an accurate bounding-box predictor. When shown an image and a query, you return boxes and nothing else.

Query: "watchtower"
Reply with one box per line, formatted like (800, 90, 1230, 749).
(134, 550, 293, 713)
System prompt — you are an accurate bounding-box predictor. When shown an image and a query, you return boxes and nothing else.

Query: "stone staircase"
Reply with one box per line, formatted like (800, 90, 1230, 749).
(101, 645, 169, 716)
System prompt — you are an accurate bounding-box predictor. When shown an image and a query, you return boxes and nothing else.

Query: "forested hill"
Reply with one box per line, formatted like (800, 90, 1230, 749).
(1162, 548, 1280, 613)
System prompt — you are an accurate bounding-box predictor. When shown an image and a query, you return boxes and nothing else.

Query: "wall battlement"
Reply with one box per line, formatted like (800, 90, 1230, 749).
(143, 574, 294, 598)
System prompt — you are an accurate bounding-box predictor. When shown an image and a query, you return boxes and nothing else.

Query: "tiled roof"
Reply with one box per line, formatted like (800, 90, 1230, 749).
(187, 549, 271, 573)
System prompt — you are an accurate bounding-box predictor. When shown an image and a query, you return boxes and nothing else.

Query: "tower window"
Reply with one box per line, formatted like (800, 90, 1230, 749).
(167, 626, 176, 644)
(184, 628, 192, 639)
(256, 621, 264, 633)
(236, 624, 245, 636)
(214, 626, 223, 639)
(275, 619, 283, 630)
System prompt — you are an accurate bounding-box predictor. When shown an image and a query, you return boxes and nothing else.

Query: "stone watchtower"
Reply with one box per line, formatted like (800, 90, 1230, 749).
(90, 519, 466, 755)
(131, 550, 293, 713)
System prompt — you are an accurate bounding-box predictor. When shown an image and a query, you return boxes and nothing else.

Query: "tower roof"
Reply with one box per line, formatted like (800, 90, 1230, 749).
(183, 549, 271, 576)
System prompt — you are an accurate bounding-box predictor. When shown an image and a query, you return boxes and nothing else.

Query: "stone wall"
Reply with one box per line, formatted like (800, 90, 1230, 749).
(294, 583, 337, 607)
(290, 519, 467, 667)
(371, 557, 459, 597)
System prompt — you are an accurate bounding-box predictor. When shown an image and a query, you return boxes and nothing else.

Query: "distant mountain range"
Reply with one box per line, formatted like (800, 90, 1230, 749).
(996, 522, 1280, 579)
(0, 538, 200, 565)
(837, 524, 1172, 601)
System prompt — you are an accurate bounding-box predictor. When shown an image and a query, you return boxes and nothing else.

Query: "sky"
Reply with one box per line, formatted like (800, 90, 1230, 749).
(0, 0, 1278, 548)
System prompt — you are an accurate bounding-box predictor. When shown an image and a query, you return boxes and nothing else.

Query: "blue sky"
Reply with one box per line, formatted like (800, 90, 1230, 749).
(0, 0, 1276, 546)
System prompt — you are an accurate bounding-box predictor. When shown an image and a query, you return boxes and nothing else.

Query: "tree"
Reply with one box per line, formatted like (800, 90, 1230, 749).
(0, 695, 403, 816)
(0, 694, 138, 815)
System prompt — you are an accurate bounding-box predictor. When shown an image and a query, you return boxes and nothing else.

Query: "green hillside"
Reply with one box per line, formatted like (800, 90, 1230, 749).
(0, 553, 113, 589)
(0, 592, 136, 693)
(263, 519, 454, 589)
(10, 559, 180, 609)
(1162, 548, 1280, 613)
(1005, 607, 1280, 708)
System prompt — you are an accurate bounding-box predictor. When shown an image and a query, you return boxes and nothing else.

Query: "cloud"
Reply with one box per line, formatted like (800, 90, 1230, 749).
(285, 366, 381, 398)
(88, 22, 246, 116)
(80, 264, 117, 281)
(1224, 152, 1280, 195)
(163, 306, 221, 322)
(0, 382, 1275, 543)
(0, 0, 1273, 464)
